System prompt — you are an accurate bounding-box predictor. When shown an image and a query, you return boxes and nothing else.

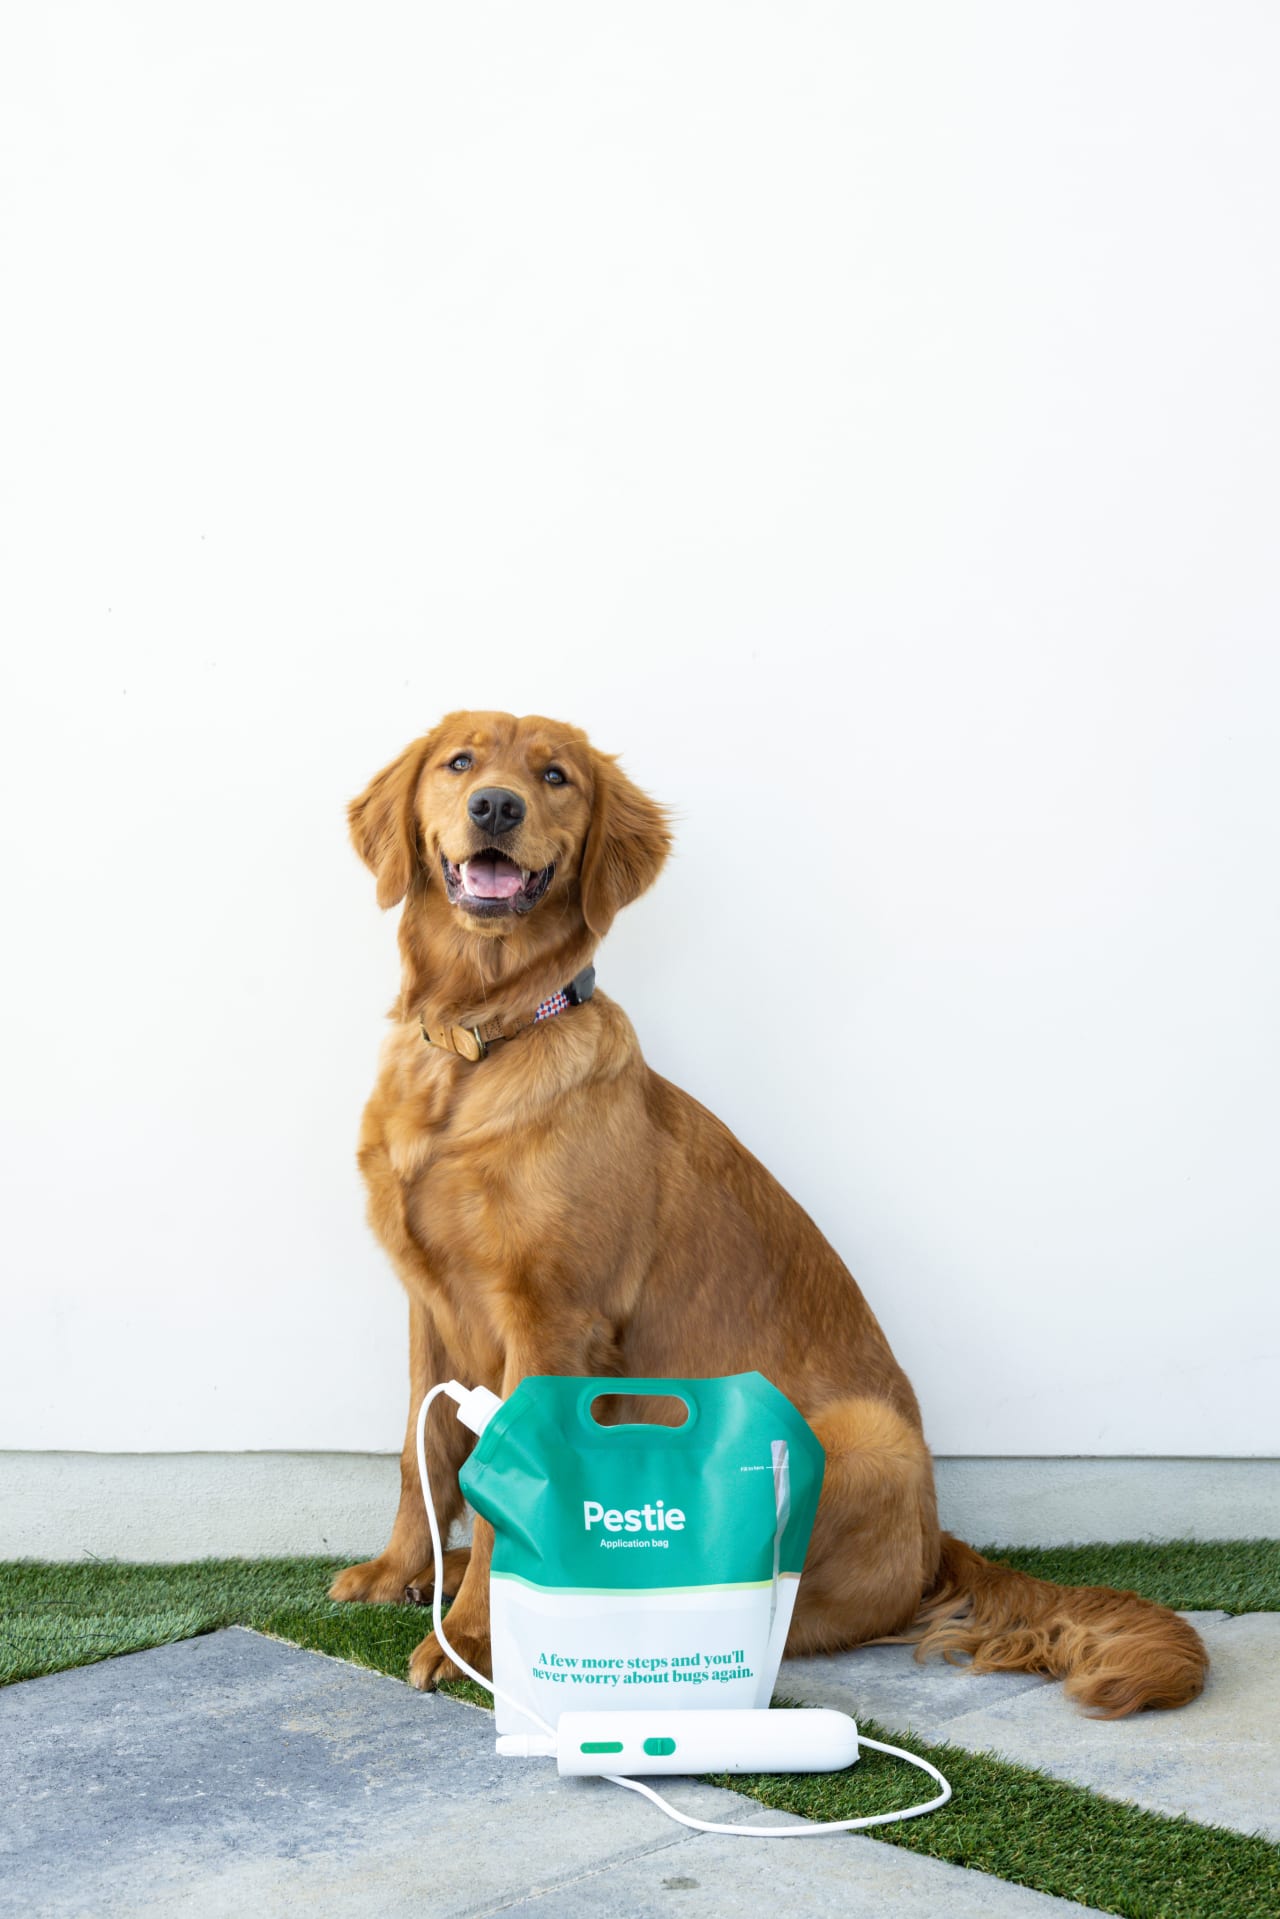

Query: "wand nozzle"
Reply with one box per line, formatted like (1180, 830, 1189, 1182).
(497, 1707, 861, 1776)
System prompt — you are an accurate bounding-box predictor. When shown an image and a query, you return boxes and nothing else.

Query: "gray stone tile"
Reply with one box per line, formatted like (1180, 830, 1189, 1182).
(780, 1611, 1277, 1842)
(0, 1629, 716, 1918)
(921, 1614, 1280, 1841)
(0, 1628, 1104, 1919)
(779, 1613, 1232, 1742)
(498, 1808, 1102, 1918)
(780, 1637, 1054, 1735)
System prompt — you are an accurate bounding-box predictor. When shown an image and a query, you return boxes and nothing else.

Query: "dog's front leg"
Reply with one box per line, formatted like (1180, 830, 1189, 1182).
(407, 1314, 596, 1692)
(331, 1301, 472, 1605)
(407, 1514, 498, 1690)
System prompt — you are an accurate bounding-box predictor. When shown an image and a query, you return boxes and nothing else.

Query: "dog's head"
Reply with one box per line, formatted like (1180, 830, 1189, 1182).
(349, 712, 671, 955)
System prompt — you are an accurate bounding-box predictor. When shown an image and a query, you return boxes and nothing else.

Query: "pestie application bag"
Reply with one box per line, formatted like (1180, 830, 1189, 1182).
(458, 1373, 825, 1735)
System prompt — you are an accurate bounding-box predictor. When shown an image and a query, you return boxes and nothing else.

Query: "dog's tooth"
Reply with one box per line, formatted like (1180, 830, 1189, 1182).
(521, 868, 530, 883)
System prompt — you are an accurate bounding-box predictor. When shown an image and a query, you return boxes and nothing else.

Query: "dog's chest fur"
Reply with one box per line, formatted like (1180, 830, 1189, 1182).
(358, 1015, 636, 1376)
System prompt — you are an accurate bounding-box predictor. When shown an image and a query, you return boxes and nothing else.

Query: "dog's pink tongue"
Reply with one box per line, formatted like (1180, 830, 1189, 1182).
(465, 857, 523, 899)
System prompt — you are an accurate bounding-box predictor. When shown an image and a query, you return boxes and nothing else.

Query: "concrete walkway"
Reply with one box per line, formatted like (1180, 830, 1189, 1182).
(0, 1614, 1273, 1917)
(786, 1610, 1280, 1843)
(0, 1629, 1095, 1919)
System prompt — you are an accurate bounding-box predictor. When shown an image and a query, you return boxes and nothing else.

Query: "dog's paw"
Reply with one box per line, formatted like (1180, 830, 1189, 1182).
(408, 1623, 492, 1691)
(329, 1555, 418, 1605)
(404, 1547, 472, 1607)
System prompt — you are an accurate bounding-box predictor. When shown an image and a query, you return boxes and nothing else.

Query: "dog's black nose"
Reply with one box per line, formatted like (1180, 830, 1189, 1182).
(467, 786, 526, 836)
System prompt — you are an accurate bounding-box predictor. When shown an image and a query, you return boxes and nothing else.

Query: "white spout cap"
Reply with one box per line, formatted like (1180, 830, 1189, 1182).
(443, 1381, 503, 1435)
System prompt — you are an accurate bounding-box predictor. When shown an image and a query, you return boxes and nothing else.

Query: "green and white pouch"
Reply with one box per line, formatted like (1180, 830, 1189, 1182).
(458, 1372, 825, 1735)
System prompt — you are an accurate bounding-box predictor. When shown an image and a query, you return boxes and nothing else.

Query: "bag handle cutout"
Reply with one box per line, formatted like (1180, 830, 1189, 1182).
(587, 1391, 691, 1430)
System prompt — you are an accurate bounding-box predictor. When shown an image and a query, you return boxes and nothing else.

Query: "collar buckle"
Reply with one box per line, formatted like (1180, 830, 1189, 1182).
(419, 1013, 489, 1062)
(458, 1026, 488, 1063)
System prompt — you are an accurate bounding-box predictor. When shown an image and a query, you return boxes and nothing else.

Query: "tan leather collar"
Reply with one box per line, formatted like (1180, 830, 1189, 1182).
(418, 965, 596, 1064)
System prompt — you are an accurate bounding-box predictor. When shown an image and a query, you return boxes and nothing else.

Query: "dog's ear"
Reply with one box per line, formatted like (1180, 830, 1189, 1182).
(348, 732, 438, 909)
(579, 751, 672, 938)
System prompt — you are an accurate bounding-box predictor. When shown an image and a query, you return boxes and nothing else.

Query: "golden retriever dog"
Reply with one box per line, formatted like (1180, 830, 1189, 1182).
(332, 710, 1207, 1716)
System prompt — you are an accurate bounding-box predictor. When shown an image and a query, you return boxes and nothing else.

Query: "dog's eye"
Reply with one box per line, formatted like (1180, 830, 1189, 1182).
(447, 754, 473, 773)
(544, 766, 567, 786)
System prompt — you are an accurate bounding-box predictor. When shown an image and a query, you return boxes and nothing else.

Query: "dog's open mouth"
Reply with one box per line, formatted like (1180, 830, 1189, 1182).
(441, 850, 555, 916)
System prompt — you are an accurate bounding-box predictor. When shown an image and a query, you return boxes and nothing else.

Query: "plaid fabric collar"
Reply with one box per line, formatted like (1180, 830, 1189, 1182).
(532, 985, 574, 1024)
(418, 965, 596, 1064)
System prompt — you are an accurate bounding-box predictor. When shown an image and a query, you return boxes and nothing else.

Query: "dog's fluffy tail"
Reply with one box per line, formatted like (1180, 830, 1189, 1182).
(898, 1533, 1208, 1717)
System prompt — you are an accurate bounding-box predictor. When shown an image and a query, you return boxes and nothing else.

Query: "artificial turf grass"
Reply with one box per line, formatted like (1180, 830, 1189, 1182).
(0, 1557, 328, 1685)
(981, 1539, 1280, 1617)
(3, 1547, 1278, 1919)
(4, 1537, 1276, 1690)
(0, 1555, 494, 1700)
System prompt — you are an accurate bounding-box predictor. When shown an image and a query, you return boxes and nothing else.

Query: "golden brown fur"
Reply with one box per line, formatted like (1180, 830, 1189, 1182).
(332, 710, 1207, 1717)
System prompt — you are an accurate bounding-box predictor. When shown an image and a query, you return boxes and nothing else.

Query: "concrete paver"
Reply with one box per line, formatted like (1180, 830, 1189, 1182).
(0, 1628, 1104, 1919)
(784, 1610, 1280, 1841)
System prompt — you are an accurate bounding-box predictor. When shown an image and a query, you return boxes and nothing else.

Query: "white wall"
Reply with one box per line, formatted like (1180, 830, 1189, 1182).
(2, 3, 1277, 1461)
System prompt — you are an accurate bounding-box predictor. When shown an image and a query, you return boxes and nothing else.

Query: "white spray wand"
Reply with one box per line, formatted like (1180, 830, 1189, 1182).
(417, 1380, 951, 1836)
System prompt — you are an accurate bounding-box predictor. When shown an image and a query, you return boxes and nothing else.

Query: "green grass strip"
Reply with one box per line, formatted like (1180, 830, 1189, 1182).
(7, 1537, 1274, 1690)
(0, 1556, 495, 1701)
(2, 1545, 1278, 1919)
(0, 1556, 349, 1686)
(980, 1538, 1280, 1615)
